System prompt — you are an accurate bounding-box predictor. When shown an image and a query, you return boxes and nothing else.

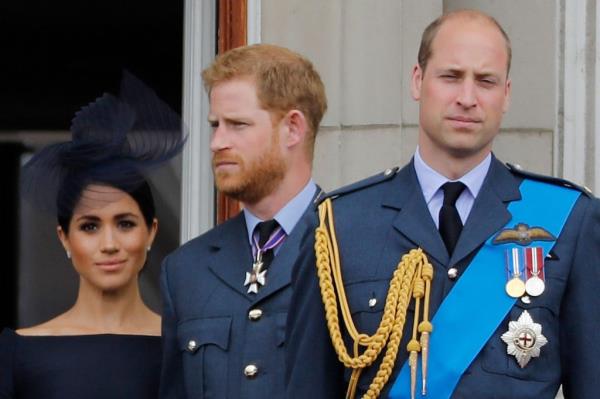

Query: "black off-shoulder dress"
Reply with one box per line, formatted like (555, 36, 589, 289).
(0, 328, 161, 399)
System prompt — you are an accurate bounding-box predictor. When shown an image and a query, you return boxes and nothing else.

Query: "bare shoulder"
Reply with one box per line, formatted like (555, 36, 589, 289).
(17, 309, 162, 337)
(16, 315, 70, 336)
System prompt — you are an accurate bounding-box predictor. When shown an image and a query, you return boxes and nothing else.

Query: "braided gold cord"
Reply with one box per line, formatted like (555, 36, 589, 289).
(364, 254, 425, 398)
(315, 198, 434, 398)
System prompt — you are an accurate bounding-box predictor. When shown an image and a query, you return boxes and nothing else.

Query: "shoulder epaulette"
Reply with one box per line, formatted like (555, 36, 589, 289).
(506, 163, 593, 197)
(319, 166, 400, 204)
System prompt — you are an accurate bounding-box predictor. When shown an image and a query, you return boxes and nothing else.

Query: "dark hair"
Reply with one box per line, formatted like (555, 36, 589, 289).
(57, 176, 155, 234)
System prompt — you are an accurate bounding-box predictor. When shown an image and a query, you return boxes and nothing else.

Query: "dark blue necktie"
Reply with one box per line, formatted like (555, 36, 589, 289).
(439, 181, 466, 255)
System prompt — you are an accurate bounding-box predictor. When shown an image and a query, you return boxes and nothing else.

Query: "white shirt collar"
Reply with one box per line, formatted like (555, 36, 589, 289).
(243, 179, 317, 245)
(413, 147, 491, 204)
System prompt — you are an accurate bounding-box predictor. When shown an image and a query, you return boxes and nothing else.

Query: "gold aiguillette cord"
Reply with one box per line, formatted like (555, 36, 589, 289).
(314, 198, 434, 398)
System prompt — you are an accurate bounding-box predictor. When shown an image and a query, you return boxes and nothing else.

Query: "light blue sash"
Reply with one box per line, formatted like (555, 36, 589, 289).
(389, 179, 580, 399)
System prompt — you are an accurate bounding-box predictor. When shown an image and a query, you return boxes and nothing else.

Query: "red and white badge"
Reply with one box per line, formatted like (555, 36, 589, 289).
(501, 310, 548, 368)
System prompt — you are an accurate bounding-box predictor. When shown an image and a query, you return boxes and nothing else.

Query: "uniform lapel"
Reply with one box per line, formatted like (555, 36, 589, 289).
(207, 213, 254, 298)
(383, 162, 450, 266)
(450, 157, 522, 266)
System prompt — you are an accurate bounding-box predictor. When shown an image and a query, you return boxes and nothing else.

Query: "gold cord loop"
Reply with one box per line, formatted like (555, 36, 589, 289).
(315, 198, 434, 398)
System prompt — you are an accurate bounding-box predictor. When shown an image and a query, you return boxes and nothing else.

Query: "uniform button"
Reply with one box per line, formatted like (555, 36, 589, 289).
(244, 364, 259, 378)
(384, 168, 393, 176)
(248, 308, 263, 320)
(368, 298, 377, 308)
(187, 340, 198, 352)
(521, 295, 531, 304)
(447, 268, 458, 280)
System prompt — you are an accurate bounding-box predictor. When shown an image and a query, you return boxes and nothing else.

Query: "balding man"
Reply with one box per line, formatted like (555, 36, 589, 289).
(286, 10, 600, 399)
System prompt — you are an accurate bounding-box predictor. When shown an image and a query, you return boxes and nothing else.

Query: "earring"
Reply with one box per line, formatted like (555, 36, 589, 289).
(66, 250, 71, 259)
(146, 246, 151, 253)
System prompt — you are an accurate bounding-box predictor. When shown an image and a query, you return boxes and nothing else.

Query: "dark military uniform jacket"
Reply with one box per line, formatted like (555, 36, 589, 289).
(160, 198, 317, 398)
(286, 157, 600, 399)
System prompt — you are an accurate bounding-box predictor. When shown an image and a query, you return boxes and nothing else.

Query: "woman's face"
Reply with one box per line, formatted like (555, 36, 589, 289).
(58, 185, 158, 292)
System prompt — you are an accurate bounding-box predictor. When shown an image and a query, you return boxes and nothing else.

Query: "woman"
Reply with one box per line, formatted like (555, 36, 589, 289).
(0, 73, 185, 399)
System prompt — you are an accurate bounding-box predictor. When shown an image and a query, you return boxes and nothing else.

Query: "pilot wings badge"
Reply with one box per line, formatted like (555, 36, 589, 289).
(501, 310, 548, 368)
(493, 223, 556, 246)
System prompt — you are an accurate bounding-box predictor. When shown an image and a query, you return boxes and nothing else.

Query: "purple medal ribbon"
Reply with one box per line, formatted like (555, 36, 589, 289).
(244, 222, 287, 294)
(252, 225, 287, 259)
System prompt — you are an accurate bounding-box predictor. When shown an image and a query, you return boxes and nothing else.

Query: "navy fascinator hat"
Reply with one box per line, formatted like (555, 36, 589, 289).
(21, 71, 187, 224)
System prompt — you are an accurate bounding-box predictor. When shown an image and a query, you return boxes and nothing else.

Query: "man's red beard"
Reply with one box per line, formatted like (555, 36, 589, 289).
(212, 141, 287, 204)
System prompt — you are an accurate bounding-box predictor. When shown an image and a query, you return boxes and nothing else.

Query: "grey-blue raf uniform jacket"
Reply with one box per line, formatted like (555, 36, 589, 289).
(285, 157, 600, 399)
(160, 206, 315, 398)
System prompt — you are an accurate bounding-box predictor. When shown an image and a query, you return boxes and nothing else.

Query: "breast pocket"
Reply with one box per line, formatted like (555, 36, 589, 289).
(177, 316, 232, 398)
(479, 280, 562, 383)
(344, 279, 416, 392)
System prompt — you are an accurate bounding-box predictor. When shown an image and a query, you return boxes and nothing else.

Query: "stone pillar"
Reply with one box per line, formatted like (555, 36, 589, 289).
(559, 0, 599, 192)
(180, 0, 216, 242)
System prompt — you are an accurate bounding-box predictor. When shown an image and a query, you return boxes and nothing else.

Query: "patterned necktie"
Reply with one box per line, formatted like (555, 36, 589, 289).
(439, 181, 466, 255)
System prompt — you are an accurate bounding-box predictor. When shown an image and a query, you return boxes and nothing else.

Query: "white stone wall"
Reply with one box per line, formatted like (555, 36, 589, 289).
(260, 0, 599, 196)
(262, 0, 439, 190)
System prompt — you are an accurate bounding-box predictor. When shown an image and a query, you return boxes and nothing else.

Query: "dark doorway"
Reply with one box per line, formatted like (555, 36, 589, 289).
(0, 0, 183, 130)
(0, 144, 26, 329)
(0, 0, 184, 329)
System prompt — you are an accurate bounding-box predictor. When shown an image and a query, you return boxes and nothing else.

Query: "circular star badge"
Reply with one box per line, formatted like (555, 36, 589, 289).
(501, 310, 548, 368)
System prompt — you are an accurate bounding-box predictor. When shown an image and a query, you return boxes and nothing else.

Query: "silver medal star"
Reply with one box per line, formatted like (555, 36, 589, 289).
(501, 310, 548, 368)
(244, 269, 267, 294)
